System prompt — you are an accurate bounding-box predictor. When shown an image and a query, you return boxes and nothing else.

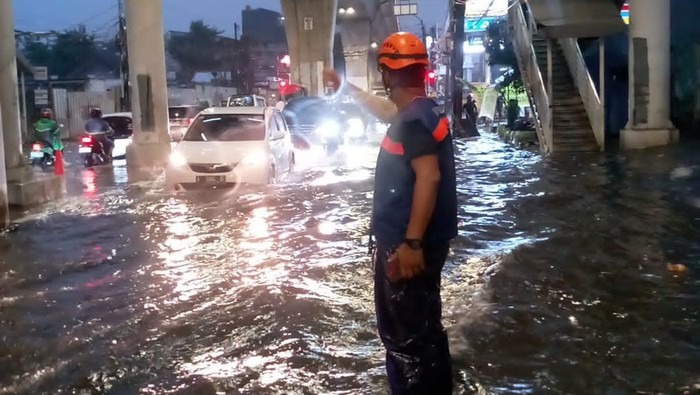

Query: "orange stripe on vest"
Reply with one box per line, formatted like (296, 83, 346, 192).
(381, 136, 404, 155)
(432, 117, 449, 142)
(380, 117, 449, 155)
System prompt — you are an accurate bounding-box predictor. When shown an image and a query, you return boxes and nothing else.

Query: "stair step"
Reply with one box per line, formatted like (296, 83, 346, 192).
(552, 98, 586, 105)
(554, 140, 597, 144)
(553, 119, 591, 126)
(554, 132, 596, 138)
(553, 145, 600, 152)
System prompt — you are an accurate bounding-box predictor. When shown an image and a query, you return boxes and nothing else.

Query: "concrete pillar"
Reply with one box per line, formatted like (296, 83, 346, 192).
(620, 0, 679, 150)
(281, 0, 338, 96)
(338, 19, 372, 91)
(0, 0, 24, 173)
(125, 0, 171, 168)
(0, 107, 9, 228)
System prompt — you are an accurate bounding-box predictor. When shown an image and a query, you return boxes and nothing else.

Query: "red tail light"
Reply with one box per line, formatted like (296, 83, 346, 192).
(81, 136, 93, 144)
(32, 143, 42, 151)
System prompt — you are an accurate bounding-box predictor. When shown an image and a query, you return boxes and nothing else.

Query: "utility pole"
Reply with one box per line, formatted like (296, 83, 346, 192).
(117, 0, 130, 111)
(451, 0, 465, 132)
(414, 15, 427, 47)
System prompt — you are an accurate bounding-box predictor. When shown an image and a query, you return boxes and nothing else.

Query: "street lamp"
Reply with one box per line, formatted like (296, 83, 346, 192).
(370, 41, 378, 49)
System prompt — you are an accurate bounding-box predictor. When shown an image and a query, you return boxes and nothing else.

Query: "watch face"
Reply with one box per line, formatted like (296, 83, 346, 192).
(406, 239, 423, 249)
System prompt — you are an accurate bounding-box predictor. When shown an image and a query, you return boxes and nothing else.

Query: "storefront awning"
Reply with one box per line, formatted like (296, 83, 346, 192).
(527, 0, 627, 38)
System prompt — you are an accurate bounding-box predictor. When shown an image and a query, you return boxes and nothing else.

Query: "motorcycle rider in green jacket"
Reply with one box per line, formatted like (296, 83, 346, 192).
(33, 108, 63, 152)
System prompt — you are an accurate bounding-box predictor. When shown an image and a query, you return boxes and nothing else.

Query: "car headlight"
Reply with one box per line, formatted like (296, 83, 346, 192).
(169, 151, 188, 167)
(241, 152, 266, 166)
(315, 120, 340, 137)
(347, 118, 365, 137)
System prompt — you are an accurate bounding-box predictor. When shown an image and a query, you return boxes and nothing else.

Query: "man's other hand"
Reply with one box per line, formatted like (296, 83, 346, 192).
(388, 243, 425, 281)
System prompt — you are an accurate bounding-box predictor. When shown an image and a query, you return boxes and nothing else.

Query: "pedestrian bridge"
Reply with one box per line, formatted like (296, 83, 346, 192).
(511, 0, 679, 153)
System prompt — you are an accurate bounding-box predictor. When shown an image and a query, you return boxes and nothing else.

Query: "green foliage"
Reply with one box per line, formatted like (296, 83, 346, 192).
(484, 19, 524, 92)
(168, 21, 225, 77)
(23, 26, 119, 79)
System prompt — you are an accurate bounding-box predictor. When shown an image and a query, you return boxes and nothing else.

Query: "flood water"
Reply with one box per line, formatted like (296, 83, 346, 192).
(1, 134, 699, 394)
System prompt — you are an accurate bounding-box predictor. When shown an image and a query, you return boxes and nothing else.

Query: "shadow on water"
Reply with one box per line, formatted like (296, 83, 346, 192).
(1, 137, 700, 393)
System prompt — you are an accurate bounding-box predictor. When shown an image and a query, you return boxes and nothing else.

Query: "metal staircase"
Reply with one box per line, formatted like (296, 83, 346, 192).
(509, 2, 605, 153)
(532, 37, 599, 152)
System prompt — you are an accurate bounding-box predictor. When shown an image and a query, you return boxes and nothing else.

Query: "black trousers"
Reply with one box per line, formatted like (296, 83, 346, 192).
(373, 241, 453, 394)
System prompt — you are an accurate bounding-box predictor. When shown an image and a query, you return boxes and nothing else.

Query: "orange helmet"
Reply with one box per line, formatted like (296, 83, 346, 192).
(378, 32, 429, 71)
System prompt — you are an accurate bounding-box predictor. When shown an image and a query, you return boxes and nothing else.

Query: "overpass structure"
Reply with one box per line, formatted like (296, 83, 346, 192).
(510, 0, 678, 153)
(281, 0, 397, 95)
(0, 0, 396, 226)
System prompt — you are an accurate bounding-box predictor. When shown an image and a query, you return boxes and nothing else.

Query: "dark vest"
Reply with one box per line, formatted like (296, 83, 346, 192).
(371, 98, 458, 246)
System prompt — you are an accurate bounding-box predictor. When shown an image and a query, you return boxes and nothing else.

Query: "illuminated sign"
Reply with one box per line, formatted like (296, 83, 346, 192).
(464, 17, 503, 32)
(621, 2, 629, 24)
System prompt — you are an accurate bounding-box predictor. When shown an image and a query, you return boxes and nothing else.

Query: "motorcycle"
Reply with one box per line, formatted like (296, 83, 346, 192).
(79, 133, 112, 167)
(29, 140, 56, 171)
(315, 119, 343, 154)
(29, 129, 63, 171)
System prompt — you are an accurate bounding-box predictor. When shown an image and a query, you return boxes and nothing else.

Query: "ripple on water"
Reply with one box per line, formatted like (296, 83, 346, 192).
(2, 138, 700, 394)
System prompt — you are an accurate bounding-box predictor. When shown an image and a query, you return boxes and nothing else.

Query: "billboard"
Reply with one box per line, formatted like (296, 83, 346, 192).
(464, 16, 505, 32)
(464, 0, 508, 18)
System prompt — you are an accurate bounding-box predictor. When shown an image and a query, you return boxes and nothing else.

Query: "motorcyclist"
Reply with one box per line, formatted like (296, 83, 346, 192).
(84, 107, 114, 159)
(33, 108, 63, 152)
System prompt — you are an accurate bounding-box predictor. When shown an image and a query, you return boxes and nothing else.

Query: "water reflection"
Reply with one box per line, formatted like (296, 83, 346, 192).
(1, 136, 700, 394)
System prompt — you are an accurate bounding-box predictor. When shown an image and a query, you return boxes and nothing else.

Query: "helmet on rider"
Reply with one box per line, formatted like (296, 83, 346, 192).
(377, 32, 429, 96)
(40, 108, 53, 120)
(90, 107, 103, 119)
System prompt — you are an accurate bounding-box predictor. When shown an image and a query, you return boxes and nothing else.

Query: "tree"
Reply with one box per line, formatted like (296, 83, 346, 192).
(51, 26, 98, 78)
(168, 20, 225, 79)
(23, 38, 52, 67)
(484, 19, 523, 92)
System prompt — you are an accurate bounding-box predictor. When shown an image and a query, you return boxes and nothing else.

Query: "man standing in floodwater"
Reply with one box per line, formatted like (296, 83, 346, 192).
(324, 31, 458, 394)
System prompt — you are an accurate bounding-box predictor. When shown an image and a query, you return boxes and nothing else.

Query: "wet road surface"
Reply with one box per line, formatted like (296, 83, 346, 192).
(1, 134, 700, 394)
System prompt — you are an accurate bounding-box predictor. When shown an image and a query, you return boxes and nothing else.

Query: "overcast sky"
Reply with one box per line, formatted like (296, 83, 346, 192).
(13, 0, 450, 40)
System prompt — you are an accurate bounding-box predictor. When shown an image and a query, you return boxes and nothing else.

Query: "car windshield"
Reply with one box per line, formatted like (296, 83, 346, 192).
(183, 114, 265, 142)
(228, 96, 254, 106)
(104, 116, 132, 139)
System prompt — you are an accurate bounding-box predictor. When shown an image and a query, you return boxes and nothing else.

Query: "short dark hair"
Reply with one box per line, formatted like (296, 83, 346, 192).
(386, 64, 426, 88)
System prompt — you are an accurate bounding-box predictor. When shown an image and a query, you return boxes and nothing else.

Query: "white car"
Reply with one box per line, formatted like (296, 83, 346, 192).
(102, 112, 133, 159)
(165, 106, 295, 190)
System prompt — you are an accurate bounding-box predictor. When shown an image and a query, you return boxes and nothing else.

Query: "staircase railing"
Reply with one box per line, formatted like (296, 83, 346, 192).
(509, 1, 552, 152)
(558, 38, 605, 151)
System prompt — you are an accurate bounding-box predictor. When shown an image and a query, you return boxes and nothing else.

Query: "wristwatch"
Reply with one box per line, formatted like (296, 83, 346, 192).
(404, 238, 424, 250)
